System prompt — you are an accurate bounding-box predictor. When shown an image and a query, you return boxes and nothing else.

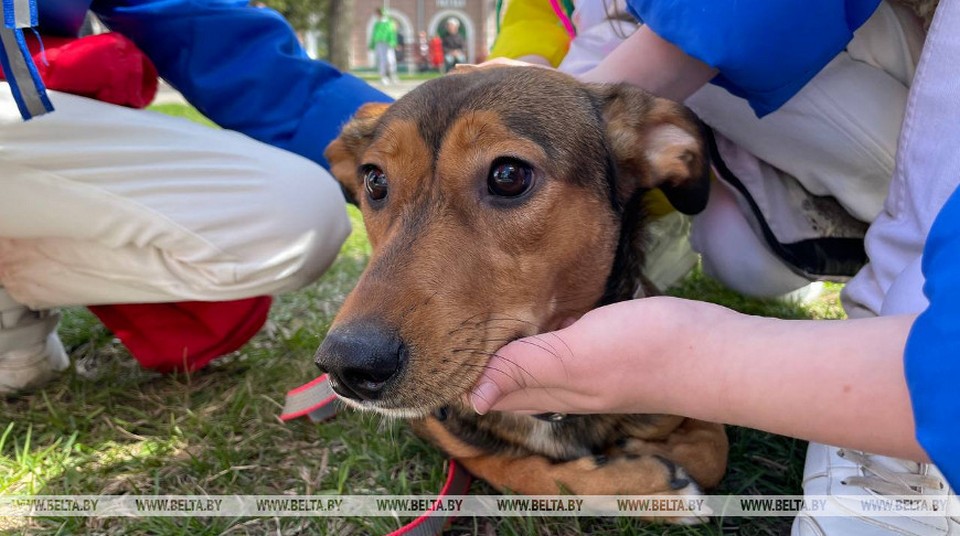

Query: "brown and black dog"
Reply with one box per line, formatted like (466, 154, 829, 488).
(316, 66, 728, 509)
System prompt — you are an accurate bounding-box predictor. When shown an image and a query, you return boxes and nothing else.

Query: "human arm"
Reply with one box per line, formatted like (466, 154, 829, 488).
(578, 25, 716, 103)
(469, 297, 927, 462)
(582, 0, 882, 116)
(90, 0, 391, 168)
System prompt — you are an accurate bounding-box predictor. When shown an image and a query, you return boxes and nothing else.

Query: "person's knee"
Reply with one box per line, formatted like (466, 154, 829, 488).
(691, 187, 810, 298)
(240, 151, 352, 293)
(696, 239, 811, 298)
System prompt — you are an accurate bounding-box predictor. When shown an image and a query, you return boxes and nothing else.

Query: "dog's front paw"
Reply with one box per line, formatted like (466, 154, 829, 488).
(574, 453, 708, 524)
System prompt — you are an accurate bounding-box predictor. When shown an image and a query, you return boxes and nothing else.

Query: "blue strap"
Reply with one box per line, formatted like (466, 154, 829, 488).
(0, 0, 54, 120)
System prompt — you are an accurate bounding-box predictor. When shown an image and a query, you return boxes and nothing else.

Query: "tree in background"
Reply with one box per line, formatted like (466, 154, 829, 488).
(327, 0, 355, 69)
(258, 0, 327, 33)
(258, 0, 354, 68)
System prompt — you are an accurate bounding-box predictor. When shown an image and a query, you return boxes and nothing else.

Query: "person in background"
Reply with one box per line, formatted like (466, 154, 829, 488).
(395, 31, 406, 69)
(0, 0, 390, 395)
(369, 7, 399, 85)
(441, 18, 467, 72)
(416, 30, 430, 72)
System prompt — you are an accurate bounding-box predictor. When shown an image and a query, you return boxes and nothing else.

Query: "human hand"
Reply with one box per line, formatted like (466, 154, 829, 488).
(467, 296, 727, 416)
(466, 295, 928, 462)
(450, 56, 553, 75)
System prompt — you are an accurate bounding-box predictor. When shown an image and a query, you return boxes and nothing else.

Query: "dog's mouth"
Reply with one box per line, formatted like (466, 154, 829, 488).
(333, 396, 432, 419)
(321, 311, 583, 419)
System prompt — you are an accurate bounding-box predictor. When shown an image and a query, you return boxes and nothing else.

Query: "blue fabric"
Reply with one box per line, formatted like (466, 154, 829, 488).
(3, 0, 15, 28)
(34, 0, 390, 168)
(625, 0, 881, 117)
(905, 184, 960, 490)
(37, 0, 90, 36)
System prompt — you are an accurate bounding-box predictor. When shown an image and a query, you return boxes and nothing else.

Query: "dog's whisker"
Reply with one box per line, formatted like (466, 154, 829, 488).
(515, 339, 562, 361)
(526, 334, 563, 361)
(544, 331, 576, 364)
(448, 316, 497, 335)
(460, 311, 496, 327)
(484, 352, 544, 390)
(439, 347, 542, 390)
(550, 291, 605, 304)
(482, 316, 542, 328)
(451, 362, 495, 369)
(450, 347, 494, 354)
(399, 288, 442, 319)
(470, 339, 524, 348)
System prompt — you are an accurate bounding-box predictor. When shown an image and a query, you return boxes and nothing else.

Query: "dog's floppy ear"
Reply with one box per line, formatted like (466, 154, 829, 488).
(592, 84, 710, 214)
(324, 102, 391, 205)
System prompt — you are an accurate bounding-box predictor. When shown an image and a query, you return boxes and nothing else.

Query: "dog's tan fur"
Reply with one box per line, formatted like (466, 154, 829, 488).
(318, 66, 728, 510)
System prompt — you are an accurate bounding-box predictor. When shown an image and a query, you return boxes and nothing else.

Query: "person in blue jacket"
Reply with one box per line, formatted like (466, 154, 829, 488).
(0, 0, 390, 393)
(472, 1, 959, 535)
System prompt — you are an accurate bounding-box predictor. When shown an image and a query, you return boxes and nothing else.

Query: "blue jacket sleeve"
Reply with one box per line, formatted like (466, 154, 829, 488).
(90, 0, 391, 168)
(904, 184, 960, 490)
(626, 0, 881, 116)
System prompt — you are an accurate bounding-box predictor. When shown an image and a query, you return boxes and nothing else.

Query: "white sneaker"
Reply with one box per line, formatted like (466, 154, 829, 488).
(0, 287, 69, 396)
(778, 281, 826, 305)
(640, 211, 699, 293)
(792, 442, 960, 535)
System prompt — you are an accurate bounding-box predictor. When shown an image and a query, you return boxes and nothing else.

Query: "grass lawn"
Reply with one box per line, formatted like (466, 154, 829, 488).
(0, 104, 845, 536)
(352, 69, 443, 82)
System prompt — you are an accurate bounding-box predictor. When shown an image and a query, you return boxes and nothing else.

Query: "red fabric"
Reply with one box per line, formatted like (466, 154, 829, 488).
(89, 298, 273, 372)
(0, 32, 158, 108)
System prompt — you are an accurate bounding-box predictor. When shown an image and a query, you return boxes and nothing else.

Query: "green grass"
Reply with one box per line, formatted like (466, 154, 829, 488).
(146, 103, 215, 127)
(351, 70, 443, 82)
(0, 103, 846, 535)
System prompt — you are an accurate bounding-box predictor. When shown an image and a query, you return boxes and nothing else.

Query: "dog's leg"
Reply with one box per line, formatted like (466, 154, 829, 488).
(415, 417, 706, 496)
(617, 418, 729, 489)
(457, 449, 704, 496)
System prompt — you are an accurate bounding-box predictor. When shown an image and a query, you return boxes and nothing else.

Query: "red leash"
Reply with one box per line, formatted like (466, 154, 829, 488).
(281, 376, 473, 535)
(280, 374, 341, 422)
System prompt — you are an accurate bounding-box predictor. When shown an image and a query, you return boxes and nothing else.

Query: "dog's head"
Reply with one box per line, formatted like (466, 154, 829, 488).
(316, 66, 708, 417)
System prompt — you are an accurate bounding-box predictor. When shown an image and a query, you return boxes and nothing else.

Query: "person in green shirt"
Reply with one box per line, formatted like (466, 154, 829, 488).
(369, 7, 398, 85)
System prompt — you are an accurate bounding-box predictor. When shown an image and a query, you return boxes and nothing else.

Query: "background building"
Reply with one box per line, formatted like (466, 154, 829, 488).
(353, 0, 498, 71)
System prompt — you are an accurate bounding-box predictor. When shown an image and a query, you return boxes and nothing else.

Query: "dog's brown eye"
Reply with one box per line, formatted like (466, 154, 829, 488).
(488, 158, 534, 197)
(363, 165, 388, 201)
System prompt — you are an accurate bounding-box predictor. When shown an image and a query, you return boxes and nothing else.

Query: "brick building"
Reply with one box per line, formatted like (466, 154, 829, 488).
(352, 0, 498, 70)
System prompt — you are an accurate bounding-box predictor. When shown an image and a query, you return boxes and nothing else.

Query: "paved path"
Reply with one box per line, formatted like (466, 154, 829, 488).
(152, 78, 424, 106)
(153, 81, 188, 106)
(365, 79, 424, 100)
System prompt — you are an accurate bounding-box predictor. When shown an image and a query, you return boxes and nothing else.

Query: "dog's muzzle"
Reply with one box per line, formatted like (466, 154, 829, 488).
(314, 321, 408, 401)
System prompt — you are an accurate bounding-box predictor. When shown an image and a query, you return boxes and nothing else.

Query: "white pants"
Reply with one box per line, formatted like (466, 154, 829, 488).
(843, 0, 960, 319)
(0, 86, 352, 309)
(375, 42, 397, 79)
(687, 1, 925, 298)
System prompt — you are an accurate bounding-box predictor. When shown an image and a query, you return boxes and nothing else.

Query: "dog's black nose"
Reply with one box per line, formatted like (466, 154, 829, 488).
(314, 322, 407, 401)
